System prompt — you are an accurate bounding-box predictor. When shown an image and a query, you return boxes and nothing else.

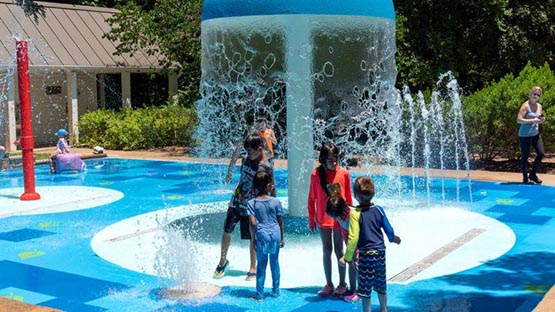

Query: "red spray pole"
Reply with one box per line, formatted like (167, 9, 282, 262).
(17, 39, 40, 201)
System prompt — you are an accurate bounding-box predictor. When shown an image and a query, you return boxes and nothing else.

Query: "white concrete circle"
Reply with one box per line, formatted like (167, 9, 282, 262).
(0, 186, 124, 218)
(91, 198, 515, 288)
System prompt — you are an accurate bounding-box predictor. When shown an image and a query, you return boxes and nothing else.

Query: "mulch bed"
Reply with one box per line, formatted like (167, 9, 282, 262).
(477, 159, 555, 174)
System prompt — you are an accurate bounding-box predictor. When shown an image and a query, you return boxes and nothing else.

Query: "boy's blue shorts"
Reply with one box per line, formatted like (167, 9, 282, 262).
(357, 249, 387, 296)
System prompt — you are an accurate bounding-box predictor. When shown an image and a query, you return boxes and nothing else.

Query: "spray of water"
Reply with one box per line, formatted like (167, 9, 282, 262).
(197, 16, 472, 204)
(152, 203, 221, 301)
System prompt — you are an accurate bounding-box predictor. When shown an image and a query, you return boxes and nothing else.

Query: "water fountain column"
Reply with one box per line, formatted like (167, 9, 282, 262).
(285, 18, 313, 217)
(16, 40, 40, 201)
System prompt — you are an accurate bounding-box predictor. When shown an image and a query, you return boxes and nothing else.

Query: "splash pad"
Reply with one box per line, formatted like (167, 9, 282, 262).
(141, 0, 474, 301)
(2, 158, 549, 311)
(1, 1, 550, 311)
(4, 0, 473, 307)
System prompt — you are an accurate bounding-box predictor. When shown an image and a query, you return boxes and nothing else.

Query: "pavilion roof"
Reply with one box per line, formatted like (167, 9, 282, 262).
(0, 0, 162, 71)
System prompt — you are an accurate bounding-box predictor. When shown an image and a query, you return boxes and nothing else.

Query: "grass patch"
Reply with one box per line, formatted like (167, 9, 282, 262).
(9, 152, 51, 161)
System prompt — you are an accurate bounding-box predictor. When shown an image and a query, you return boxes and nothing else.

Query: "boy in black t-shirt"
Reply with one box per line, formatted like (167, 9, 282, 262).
(214, 135, 275, 281)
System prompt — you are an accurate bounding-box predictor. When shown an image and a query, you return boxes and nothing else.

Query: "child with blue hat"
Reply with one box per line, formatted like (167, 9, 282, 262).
(50, 128, 70, 173)
(55, 128, 68, 136)
(55, 128, 70, 154)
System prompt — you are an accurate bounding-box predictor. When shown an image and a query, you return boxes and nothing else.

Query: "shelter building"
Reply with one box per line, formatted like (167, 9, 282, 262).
(0, 0, 177, 151)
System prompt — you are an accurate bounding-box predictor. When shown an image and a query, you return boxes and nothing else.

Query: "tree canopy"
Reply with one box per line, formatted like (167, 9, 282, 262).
(14, 0, 555, 94)
(103, 0, 202, 105)
(395, 0, 555, 92)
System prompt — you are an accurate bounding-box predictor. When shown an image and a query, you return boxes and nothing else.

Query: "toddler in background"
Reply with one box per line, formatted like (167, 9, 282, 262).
(50, 128, 70, 173)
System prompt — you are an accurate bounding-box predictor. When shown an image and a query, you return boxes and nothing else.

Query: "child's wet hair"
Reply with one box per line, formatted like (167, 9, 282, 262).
(318, 142, 340, 164)
(326, 196, 348, 219)
(253, 171, 272, 195)
(318, 142, 340, 196)
(354, 176, 375, 203)
(244, 135, 264, 150)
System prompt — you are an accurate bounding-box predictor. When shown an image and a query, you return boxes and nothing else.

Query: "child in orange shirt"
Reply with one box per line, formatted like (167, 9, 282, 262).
(307, 142, 353, 297)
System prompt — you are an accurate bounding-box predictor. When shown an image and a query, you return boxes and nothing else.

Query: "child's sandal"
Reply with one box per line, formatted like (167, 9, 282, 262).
(245, 271, 256, 281)
(212, 259, 229, 278)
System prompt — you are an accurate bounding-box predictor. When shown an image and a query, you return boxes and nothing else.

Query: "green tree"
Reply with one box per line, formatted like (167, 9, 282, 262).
(104, 0, 202, 107)
(394, 0, 555, 92)
(13, 0, 44, 19)
(463, 63, 555, 161)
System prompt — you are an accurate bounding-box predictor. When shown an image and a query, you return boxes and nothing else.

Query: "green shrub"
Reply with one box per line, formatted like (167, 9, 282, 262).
(78, 109, 117, 147)
(463, 63, 555, 161)
(78, 104, 197, 150)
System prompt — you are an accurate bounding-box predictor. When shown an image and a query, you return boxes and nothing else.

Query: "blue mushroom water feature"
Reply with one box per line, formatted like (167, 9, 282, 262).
(198, 0, 397, 217)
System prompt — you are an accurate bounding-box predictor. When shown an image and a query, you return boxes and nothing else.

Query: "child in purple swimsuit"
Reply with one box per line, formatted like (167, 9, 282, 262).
(326, 195, 359, 302)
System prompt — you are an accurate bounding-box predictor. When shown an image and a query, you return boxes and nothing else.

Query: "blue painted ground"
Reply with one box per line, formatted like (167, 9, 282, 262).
(0, 158, 554, 311)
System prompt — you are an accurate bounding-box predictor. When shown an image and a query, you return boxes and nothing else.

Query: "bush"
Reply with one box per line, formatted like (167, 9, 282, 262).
(78, 104, 197, 150)
(463, 63, 555, 161)
(78, 109, 117, 147)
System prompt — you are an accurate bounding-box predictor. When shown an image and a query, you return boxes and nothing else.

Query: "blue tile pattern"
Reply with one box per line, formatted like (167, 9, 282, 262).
(0, 229, 55, 242)
(498, 214, 552, 225)
(0, 287, 55, 304)
(0, 260, 129, 311)
(1, 159, 555, 312)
